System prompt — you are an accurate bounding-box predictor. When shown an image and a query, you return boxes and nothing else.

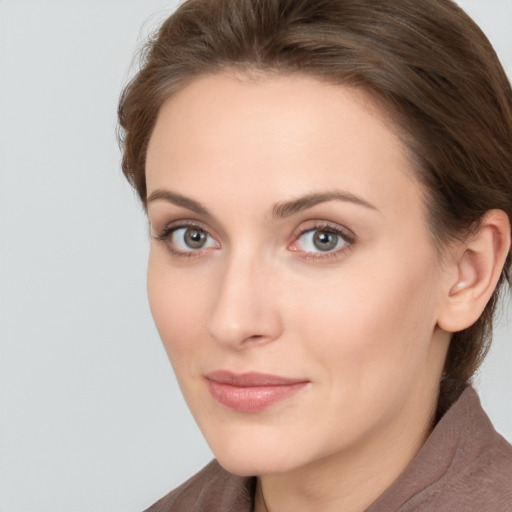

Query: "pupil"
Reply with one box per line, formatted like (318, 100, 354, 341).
(313, 231, 338, 251)
(184, 228, 206, 249)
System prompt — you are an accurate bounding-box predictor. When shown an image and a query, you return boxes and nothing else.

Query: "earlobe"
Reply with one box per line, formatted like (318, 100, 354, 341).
(438, 209, 511, 333)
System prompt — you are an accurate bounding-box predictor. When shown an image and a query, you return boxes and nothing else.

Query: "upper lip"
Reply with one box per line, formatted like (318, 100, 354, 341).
(205, 370, 309, 387)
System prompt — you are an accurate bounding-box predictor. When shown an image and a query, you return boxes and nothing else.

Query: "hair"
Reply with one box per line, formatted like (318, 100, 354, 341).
(118, 0, 512, 412)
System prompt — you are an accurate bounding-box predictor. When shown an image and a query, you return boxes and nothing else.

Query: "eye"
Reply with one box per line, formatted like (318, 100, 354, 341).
(297, 229, 346, 252)
(173, 227, 215, 250)
(289, 224, 354, 257)
(155, 224, 219, 256)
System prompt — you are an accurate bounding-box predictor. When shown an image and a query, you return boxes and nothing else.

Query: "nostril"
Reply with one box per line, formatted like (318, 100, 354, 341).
(246, 334, 278, 347)
(239, 334, 268, 346)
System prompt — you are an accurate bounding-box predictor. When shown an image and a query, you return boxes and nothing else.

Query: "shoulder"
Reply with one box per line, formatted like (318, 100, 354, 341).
(416, 428, 512, 511)
(420, 387, 512, 511)
(144, 459, 255, 512)
(368, 387, 512, 512)
(403, 431, 512, 511)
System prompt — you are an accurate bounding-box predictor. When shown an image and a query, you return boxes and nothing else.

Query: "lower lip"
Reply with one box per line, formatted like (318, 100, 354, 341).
(206, 380, 308, 412)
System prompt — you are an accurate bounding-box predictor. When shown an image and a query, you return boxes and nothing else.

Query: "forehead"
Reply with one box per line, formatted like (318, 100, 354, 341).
(146, 72, 422, 219)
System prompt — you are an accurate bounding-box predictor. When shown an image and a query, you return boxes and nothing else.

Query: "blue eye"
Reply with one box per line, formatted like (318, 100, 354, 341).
(293, 227, 350, 254)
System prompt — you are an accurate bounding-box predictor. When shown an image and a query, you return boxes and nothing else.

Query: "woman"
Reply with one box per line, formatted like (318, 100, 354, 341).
(118, 0, 512, 510)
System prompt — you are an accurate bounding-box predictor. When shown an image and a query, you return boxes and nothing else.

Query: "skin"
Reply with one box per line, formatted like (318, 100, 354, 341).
(145, 73, 457, 512)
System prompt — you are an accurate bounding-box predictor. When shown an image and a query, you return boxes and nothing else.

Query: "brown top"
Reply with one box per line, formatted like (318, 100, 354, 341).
(145, 387, 512, 511)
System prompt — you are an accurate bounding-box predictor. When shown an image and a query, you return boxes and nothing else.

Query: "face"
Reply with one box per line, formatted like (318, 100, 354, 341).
(145, 73, 452, 477)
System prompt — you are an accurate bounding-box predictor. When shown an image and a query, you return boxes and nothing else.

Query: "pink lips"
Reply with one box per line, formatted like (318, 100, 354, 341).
(205, 370, 309, 412)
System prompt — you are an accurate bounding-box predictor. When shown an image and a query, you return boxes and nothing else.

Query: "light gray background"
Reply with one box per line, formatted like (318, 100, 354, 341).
(0, 1, 511, 511)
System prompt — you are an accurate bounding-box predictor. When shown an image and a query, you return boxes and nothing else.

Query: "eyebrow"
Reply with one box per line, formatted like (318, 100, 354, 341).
(147, 189, 211, 217)
(272, 191, 378, 219)
(147, 188, 378, 219)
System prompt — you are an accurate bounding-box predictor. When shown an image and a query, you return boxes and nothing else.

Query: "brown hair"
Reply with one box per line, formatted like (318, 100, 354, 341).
(118, 0, 512, 409)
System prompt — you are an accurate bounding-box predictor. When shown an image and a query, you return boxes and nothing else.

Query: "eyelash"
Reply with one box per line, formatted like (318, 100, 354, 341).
(153, 221, 355, 261)
(292, 222, 355, 261)
(154, 222, 217, 259)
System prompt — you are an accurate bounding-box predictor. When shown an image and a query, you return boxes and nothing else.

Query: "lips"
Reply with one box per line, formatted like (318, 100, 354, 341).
(205, 370, 309, 412)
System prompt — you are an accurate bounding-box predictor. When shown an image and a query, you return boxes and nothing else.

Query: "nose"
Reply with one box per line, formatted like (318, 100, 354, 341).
(206, 252, 283, 349)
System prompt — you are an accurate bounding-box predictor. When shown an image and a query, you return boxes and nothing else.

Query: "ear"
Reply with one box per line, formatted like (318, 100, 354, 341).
(437, 209, 511, 333)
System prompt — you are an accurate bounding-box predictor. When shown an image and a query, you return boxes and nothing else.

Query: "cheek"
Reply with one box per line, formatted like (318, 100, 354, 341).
(147, 254, 211, 362)
(286, 252, 440, 379)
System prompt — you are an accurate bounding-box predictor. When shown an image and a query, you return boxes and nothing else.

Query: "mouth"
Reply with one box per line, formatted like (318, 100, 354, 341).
(204, 370, 310, 412)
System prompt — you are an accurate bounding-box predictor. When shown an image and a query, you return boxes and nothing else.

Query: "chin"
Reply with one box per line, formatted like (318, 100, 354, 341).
(216, 452, 296, 477)
(205, 429, 310, 477)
